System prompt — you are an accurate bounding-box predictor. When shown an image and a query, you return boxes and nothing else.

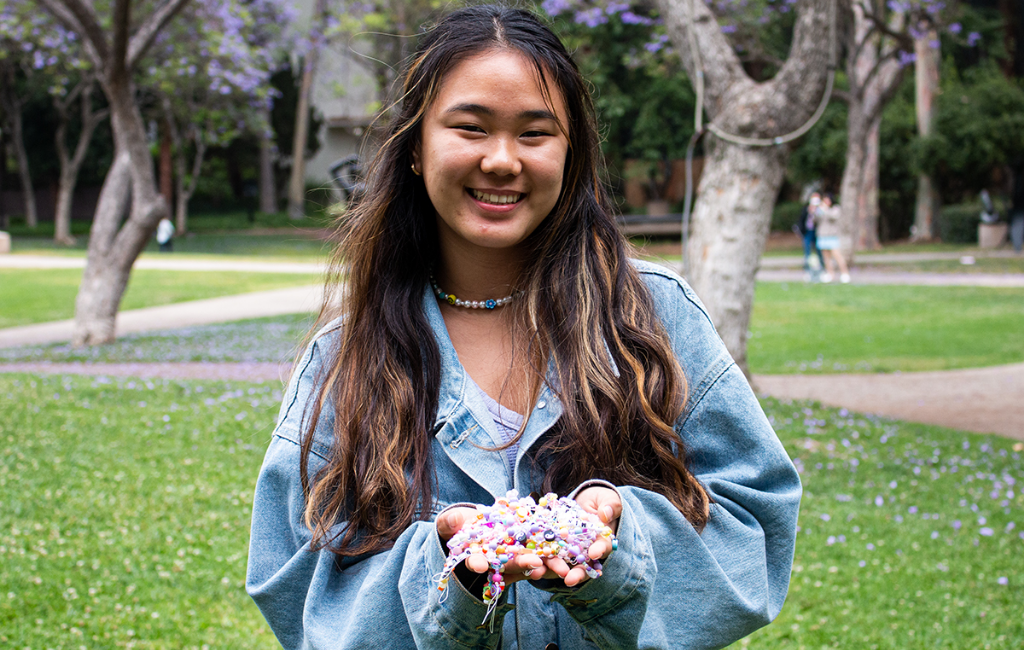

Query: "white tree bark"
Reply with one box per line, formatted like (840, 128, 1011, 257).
(259, 106, 277, 214)
(658, 0, 834, 376)
(54, 79, 109, 246)
(287, 0, 328, 221)
(838, 2, 905, 258)
(38, 0, 192, 345)
(911, 27, 940, 241)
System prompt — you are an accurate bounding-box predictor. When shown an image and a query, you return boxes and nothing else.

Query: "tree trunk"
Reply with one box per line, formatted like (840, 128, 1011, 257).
(54, 169, 78, 245)
(73, 76, 169, 346)
(160, 119, 174, 206)
(860, 115, 881, 248)
(54, 81, 108, 246)
(840, 100, 870, 259)
(659, 0, 833, 376)
(685, 140, 787, 373)
(287, 0, 328, 221)
(259, 106, 277, 213)
(174, 131, 206, 234)
(912, 29, 940, 241)
(8, 108, 38, 228)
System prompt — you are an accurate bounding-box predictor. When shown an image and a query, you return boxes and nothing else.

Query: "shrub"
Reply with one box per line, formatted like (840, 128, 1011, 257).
(938, 202, 981, 243)
(772, 200, 805, 233)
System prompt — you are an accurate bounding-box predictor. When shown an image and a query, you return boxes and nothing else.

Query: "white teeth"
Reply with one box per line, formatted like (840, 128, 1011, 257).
(471, 190, 522, 205)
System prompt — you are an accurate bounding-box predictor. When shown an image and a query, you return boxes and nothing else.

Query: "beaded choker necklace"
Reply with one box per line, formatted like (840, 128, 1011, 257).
(430, 275, 517, 310)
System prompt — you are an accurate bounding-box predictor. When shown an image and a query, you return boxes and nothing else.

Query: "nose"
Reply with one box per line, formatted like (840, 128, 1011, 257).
(480, 136, 521, 176)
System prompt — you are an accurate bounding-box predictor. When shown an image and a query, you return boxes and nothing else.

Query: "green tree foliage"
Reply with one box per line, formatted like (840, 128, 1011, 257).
(914, 63, 1024, 203)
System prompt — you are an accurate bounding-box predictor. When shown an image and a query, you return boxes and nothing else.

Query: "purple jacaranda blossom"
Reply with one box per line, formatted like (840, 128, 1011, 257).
(928, 39, 940, 49)
(997, 577, 1009, 585)
(605, 1, 630, 13)
(895, 515, 904, 523)
(978, 516, 987, 525)
(859, 560, 867, 567)
(952, 519, 962, 530)
(574, 7, 608, 27)
(866, 543, 875, 550)
(931, 531, 939, 539)
(897, 49, 921, 66)
(909, 506, 918, 514)
(968, 32, 981, 46)
(875, 496, 884, 507)
(620, 11, 652, 25)
(980, 527, 994, 536)
(820, 513, 831, 522)
(948, 22, 962, 34)
(721, 24, 738, 33)
(827, 535, 836, 545)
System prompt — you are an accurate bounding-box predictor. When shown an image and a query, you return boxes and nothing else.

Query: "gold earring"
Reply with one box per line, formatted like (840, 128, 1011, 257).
(411, 164, 421, 176)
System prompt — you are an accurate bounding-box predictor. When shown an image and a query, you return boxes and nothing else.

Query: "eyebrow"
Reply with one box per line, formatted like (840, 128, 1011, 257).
(444, 102, 558, 122)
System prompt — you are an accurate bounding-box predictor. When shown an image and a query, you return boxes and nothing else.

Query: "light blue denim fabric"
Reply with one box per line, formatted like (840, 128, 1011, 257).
(246, 259, 802, 649)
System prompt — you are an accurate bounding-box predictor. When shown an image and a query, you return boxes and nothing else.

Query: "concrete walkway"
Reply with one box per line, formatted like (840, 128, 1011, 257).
(0, 284, 324, 347)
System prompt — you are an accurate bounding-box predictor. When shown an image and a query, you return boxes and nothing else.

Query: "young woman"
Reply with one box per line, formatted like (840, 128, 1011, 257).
(814, 194, 851, 283)
(246, 6, 800, 649)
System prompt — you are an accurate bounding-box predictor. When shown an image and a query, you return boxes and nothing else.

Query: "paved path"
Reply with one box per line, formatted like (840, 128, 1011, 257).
(0, 284, 324, 347)
(755, 364, 1024, 442)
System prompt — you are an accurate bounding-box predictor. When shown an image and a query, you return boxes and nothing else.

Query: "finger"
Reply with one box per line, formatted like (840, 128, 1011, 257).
(465, 554, 490, 574)
(436, 508, 474, 541)
(544, 556, 571, 579)
(599, 501, 622, 526)
(588, 537, 613, 560)
(563, 566, 589, 588)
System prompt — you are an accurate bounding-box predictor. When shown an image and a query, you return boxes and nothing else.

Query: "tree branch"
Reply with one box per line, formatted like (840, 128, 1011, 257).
(128, 0, 194, 70)
(36, 0, 109, 67)
(111, 0, 132, 79)
(832, 88, 853, 104)
(656, 0, 747, 112)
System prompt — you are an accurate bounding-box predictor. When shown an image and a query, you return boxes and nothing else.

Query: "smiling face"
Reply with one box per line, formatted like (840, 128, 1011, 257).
(413, 48, 570, 260)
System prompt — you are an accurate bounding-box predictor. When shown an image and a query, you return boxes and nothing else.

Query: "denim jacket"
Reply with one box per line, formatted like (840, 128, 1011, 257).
(246, 260, 801, 650)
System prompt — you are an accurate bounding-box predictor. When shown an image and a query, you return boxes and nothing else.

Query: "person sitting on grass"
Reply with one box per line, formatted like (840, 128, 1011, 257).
(245, 5, 801, 649)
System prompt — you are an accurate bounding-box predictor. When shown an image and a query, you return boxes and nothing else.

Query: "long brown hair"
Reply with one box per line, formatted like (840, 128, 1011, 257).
(301, 4, 710, 557)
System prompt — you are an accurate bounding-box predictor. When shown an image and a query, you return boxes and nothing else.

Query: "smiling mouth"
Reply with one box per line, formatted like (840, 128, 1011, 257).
(470, 189, 524, 205)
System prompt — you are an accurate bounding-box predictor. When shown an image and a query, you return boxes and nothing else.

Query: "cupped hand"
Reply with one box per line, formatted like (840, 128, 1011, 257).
(526, 486, 623, 588)
(436, 507, 544, 585)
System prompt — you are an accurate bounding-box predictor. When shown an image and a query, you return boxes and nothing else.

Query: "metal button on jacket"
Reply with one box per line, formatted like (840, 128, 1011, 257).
(544, 644, 559, 650)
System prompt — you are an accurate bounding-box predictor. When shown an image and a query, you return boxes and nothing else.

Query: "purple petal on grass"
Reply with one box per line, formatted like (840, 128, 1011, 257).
(952, 520, 962, 530)
(909, 506, 918, 514)
(820, 514, 831, 521)
(875, 496, 884, 507)
(858, 560, 867, 567)
(978, 516, 987, 525)
(997, 577, 1008, 585)
(931, 531, 939, 539)
(980, 527, 994, 536)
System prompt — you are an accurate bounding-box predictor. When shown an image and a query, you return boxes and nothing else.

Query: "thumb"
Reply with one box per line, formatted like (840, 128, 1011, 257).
(436, 507, 476, 542)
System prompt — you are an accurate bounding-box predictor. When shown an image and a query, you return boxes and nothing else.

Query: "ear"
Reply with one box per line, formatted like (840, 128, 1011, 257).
(411, 144, 421, 173)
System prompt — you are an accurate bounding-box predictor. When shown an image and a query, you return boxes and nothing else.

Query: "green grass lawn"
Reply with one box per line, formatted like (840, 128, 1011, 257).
(864, 256, 1024, 275)
(0, 269, 321, 329)
(1, 374, 1021, 648)
(11, 231, 333, 261)
(748, 284, 1024, 374)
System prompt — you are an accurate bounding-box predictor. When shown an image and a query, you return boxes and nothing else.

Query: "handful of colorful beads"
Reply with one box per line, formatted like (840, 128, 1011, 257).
(437, 490, 618, 625)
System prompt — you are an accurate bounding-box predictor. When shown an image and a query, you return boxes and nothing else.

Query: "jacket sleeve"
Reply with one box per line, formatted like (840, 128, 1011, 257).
(245, 333, 513, 649)
(545, 267, 801, 650)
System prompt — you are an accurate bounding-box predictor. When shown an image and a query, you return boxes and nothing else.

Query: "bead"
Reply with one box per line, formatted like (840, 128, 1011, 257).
(447, 294, 457, 305)
(486, 299, 496, 309)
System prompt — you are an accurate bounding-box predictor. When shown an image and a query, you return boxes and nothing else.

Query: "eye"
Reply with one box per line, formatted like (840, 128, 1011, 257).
(453, 124, 485, 134)
(521, 130, 551, 138)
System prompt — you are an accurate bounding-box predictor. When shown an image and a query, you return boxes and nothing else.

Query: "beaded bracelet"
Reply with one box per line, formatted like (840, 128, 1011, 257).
(437, 490, 618, 627)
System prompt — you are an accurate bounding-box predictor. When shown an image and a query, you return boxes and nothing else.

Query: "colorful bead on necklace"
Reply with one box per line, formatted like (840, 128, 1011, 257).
(437, 490, 617, 629)
(430, 276, 517, 310)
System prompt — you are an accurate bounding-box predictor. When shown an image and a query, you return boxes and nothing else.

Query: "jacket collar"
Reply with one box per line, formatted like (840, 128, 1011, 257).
(422, 286, 564, 498)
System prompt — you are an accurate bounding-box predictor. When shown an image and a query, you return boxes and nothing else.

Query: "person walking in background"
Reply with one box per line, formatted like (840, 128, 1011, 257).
(815, 193, 850, 283)
(156, 217, 175, 253)
(798, 193, 826, 280)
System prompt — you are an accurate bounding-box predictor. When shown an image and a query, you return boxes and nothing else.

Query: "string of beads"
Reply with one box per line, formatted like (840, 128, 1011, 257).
(437, 490, 617, 627)
(430, 276, 517, 309)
